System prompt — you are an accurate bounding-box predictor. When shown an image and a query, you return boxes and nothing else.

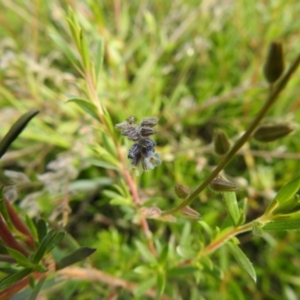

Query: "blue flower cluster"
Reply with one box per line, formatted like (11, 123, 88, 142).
(115, 116, 161, 176)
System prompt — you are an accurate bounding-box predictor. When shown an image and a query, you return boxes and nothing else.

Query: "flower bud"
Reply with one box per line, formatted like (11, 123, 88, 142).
(139, 138, 156, 148)
(128, 143, 141, 159)
(140, 127, 157, 137)
(210, 177, 239, 192)
(213, 130, 230, 155)
(263, 42, 284, 84)
(253, 123, 294, 142)
(140, 116, 159, 127)
(174, 184, 190, 199)
(179, 206, 201, 219)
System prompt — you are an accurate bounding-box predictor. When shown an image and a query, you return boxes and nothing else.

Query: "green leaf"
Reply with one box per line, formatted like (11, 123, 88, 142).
(0, 268, 32, 290)
(266, 175, 300, 214)
(179, 222, 191, 246)
(133, 277, 156, 297)
(28, 277, 46, 300)
(158, 244, 169, 266)
(36, 219, 48, 243)
(227, 241, 256, 283)
(109, 198, 132, 206)
(157, 271, 166, 297)
(79, 30, 90, 70)
(87, 158, 119, 170)
(176, 245, 197, 259)
(168, 266, 199, 276)
(222, 192, 240, 226)
(56, 247, 96, 270)
(49, 34, 83, 75)
(272, 195, 300, 215)
(95, 38, 104, 85)
(25, 216, 38, 240)
(6, 248, 33, 268)
(0, 110, 39, 159)
(67, 8, 81, 50)
(133, 265, 153, 275)
(32, 230, 54, 264)
(67, 98, 100, 122)
(135, 240, 156, 264)
(263, 213, 300, 231)
(46, 231, 65, 253)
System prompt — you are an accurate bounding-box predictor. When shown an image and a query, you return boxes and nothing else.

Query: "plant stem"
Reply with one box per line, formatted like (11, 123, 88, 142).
(161, 52, 300, 216)
(200, 222, 253, 256)
(4, 198, 35, 250)
(85, 71, 156, 254)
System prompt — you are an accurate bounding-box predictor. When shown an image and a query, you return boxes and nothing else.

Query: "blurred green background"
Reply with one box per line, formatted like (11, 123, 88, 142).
(1, 0, 300, 299)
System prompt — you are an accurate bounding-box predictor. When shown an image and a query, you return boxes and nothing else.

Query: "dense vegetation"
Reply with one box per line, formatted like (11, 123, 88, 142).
(1, 1, 300, 299)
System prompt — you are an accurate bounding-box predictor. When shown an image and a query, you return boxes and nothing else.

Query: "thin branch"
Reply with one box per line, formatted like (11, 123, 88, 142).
(161, 52, 300, 216)
(58, 266, 172, 300)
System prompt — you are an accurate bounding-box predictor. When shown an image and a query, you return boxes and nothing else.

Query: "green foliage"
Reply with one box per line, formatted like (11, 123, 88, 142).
(0, 0, 300, 299)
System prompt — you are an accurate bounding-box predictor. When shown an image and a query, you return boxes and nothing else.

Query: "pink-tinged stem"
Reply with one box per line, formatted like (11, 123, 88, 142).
(4, 198, 36, 250)
(0, 272, 45, 299)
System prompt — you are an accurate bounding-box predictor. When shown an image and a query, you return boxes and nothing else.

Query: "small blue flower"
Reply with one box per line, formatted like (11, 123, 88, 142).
(142, 151, 161, 171)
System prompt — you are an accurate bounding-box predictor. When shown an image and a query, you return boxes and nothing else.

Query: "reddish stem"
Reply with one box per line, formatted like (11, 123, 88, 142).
(0, 271, 46, 299)
(85, 71, 156, 255)
(4, 198, 36, 250)
(0, 214, 29, 257)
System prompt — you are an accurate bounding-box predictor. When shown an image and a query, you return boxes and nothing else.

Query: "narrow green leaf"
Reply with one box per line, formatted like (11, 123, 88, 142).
(95, 38, 104, 85)
(87, 158, 119, 170)
(135, 240, 156, 264)
(28, 274, 35, 289)
(109, 198, 132, 206)
(56, 247, 96, 270)
(263, 214, 300, 231)
(133, 265, 153, 275)
(176, 245, 197, 259)
(133, 277, 156, 297)
(36, 219, 48, 243)
(267, 175, 300, 214)
(168, 266, 199, 276)
(67, 8, 81, 50)
(6, 248, 33, 268)
(79, 30, 90, 70)
(227, 241, 256, 283)
(25, 216, 38, 240)
(222, 192, 240, 226)
(199, 255, 214, 270)
(66, 17, 81, 51)
(0, 268, 32, 290)
(28, 277, 46, 300)
(33, 264, 48, 273)
(0, 267, 19, 274)
(179, 222, 191, 246)
(67, 98, 100, 122)
(32, 230, 54, 264)
(272, 195, 300, 215)
(0, 110, 39, 159)
(46, 231, 65, 253)
(157, 272, 166, 297)
(158, 244, 169, 266)
(49, 34, 83, 75)
(276, 175, 300, 204)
